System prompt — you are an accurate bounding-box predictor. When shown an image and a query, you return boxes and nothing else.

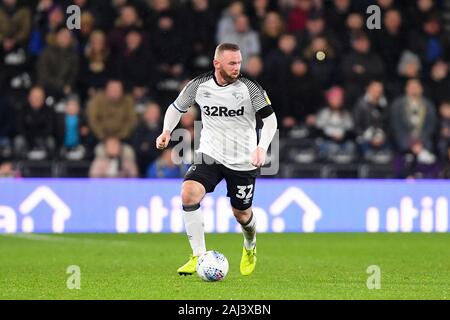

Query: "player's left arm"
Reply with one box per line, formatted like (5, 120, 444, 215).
(243, 77, 278, 167)
(251, 106, 277, 167)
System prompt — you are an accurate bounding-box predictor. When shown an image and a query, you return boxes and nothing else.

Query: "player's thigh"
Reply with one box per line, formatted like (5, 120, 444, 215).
(183, 156, 223, 203)
(223, 167, 258, 211)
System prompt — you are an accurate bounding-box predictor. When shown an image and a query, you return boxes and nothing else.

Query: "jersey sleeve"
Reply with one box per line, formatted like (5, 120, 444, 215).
(241, 77, 272, 113)
(172, 72, 213, 113)
(172, 78, 201, 113)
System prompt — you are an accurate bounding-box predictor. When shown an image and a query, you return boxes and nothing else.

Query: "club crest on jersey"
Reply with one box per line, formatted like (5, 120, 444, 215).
(203, 105, 244, 117)
(232, 92, 244, 100)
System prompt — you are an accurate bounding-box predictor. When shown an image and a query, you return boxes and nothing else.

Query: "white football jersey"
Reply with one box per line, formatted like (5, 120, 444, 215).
(172, 71, 271, 171)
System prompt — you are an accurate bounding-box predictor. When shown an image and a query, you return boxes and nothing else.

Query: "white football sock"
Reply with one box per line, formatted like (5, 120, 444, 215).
(183, 204, 206, 257)
(241, 212, 256, 250)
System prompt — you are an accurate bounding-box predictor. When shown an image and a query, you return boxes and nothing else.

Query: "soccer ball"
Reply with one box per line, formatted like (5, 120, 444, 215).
(196, 250, 229, 281)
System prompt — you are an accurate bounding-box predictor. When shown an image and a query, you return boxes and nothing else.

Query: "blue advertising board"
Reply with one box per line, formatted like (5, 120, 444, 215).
(0, 179, 448, 233)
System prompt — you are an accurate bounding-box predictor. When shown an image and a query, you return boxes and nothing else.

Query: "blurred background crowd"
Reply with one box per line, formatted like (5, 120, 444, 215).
(1, 0, 450, 179)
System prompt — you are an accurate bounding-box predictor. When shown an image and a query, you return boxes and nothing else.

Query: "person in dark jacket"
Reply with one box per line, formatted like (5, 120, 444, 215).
(0, 0, 31, 48)
(263, 33, 299, 123)
(36, 27, 79, 99)
(14, 86, 56, 160)
(115, 28, 155, 93)
(341, 32, 385, 106)
(0, 95, 14, 160)
(437, 101, 450, 161)
(353, 81, 392, 163)
(283, 58, 323, 133)
(131, 102, 163, 176)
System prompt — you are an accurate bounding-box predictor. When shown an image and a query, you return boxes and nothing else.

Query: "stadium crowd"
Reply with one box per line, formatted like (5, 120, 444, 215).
(1, 0, 450, 179)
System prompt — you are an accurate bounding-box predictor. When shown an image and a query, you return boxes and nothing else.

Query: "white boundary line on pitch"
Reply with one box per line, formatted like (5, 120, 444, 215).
(0, 233, 130, 245)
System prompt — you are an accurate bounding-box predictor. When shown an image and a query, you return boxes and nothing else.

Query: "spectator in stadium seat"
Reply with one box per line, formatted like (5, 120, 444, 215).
(0, 0, 32, 95)
(408, 14, 450, 73)
(41, 4, 66, 49)
(151, 12, 190, 106)
(427, 60, 450, 105)
(247, 0, 273, 31)
(259, 11, 285, 57)
(146, 147, 189, 178)
(302, 36, 337, 89)
(353, 81, 392, 163)
(0, 0, 31, 48)
(28, 1, 64, 57)
(216, 0, 246, 45)
(37, 27, 79, 100)
(151, 12, 188, 70)
(397, 50, 422, 85)
(390, 79, 437, 164)
(131, 102, 163, 176)
(342, 12, 365, 52)
(374, 0, 396, 13)
(14, 86, 56, 160)
(341, 32, 385, 106)
(406, 0, 439, 33)
(437, 101, 450, 161)
(55, 96, 91, 161)
(217, 14, 260, 69)
(185, 0, 217, 74)
(74, 11, 96, 53)
(115, 28, 155, 94)
(145, 0, 181, 32)
(264, 33, 299, 124)
(297, 11, 342, 58)
(284, 58, 322, 133)
(324, 0, 352, 48)
(0, 161, 20, 178)
(315, 86, 356, 163)
(286, 0, 313, 33)
(243, 55, 265, 83)
(372, 9, 406, 80)
(87, 79, 137, 141)
(0, 95, 14, 160)
(78, 30, 112, 102)
(89, 136, 138, 178)
(107, 5, 144, 59)
(0, 33, 32, 95)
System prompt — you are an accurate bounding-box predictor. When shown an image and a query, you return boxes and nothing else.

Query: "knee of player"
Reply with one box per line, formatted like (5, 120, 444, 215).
(181, 183, 203, 205)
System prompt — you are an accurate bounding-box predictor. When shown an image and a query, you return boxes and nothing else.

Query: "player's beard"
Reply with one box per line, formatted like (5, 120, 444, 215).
(219, 67, 239, 84)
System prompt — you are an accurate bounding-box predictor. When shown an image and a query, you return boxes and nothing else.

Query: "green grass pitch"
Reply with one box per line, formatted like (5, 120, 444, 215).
(0, 233, 449, 300)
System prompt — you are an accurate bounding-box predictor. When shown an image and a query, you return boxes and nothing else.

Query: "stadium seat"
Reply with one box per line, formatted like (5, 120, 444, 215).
(55, 160, 91, 177)
(17, 160, 55, 177)
(323, 163, 359, 178)
(358, 163, 396, 179)
(280, 163, 325, 178)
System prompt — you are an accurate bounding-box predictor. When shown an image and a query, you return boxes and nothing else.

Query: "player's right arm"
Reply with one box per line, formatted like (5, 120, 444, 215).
(156, 77, 200, 150)
(156, 105, 182, 149)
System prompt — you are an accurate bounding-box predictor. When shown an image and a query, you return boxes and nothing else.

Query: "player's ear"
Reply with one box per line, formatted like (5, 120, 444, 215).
(213, 59, 220, 69)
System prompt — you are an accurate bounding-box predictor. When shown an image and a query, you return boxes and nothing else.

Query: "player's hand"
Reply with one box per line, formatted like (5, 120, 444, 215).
(156, 131, 171, 150)
(251, 147, 266, 168)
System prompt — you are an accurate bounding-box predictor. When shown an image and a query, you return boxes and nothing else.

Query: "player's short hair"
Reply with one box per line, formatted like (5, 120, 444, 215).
(214, 43, 240, 59)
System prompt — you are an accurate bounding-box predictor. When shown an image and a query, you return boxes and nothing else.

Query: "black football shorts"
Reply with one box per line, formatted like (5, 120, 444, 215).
(183, 153, 259, 210)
